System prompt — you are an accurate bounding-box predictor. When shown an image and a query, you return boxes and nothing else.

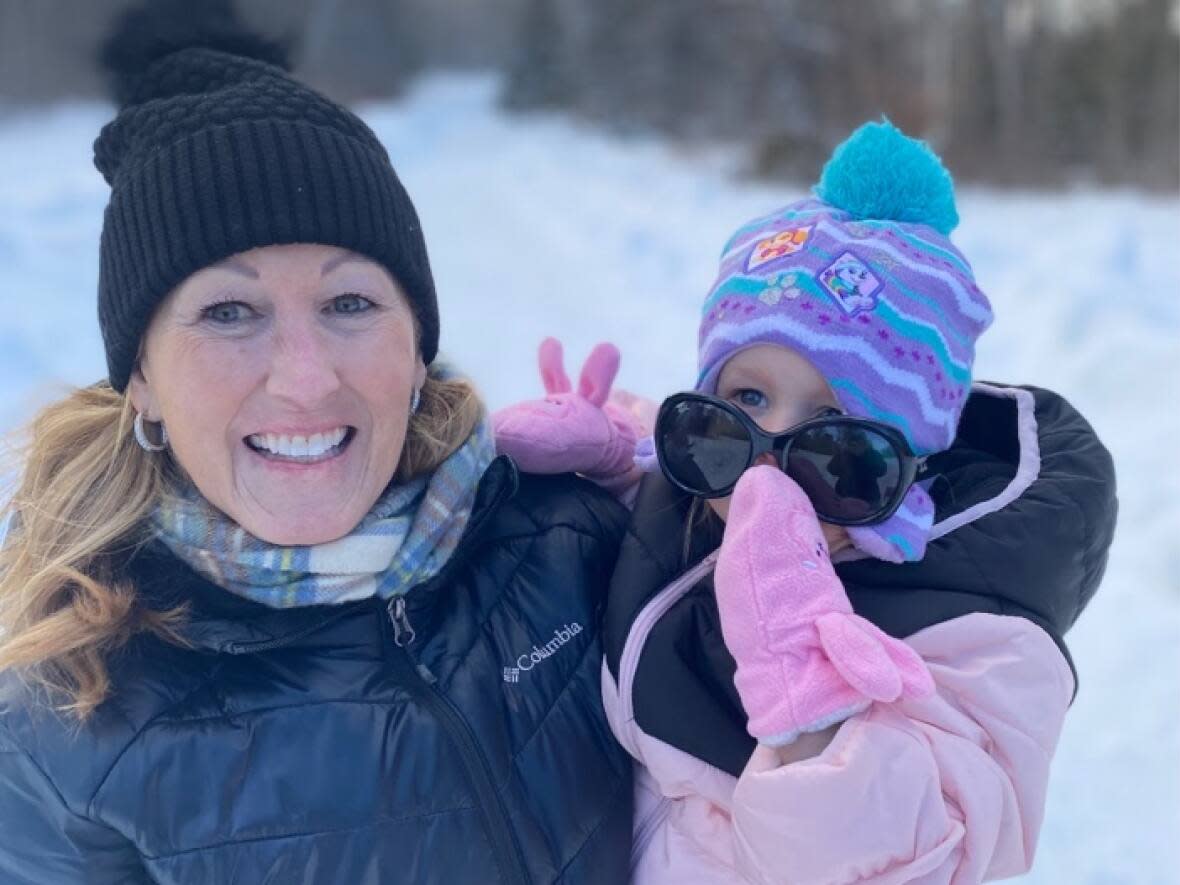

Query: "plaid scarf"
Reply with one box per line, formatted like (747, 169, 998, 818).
(151, 416, 495, 608)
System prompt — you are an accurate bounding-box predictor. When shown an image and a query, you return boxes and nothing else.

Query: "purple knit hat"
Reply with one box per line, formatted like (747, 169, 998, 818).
(696, 120, 993, 457)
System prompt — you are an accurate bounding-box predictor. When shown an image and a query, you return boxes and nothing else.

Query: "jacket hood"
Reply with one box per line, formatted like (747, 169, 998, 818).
(837, 383, 1117, 665)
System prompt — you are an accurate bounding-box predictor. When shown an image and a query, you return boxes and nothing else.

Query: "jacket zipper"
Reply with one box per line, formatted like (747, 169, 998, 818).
(223, 608, 356, 654)
(630, 793, 672, 880)
(615, 554, 717, 877)
(616, 551, 720, 723)
(385, 596, 532, 885)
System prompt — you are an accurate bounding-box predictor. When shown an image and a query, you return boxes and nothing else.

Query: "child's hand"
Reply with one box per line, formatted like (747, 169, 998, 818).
(714, 465, 934, 746)
(492, 338, 645, 492)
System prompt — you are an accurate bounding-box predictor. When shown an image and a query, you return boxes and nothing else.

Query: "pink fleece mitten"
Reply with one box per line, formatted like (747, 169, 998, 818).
(492, 338, 646, 494)
(714, 465, 935, 746)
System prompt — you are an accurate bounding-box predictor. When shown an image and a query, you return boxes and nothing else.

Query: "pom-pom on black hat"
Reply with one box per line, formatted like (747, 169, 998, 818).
(94, 0, 439, 392)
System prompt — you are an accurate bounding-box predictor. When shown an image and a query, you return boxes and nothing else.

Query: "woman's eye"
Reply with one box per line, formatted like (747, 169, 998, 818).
(330, 294, 374, 315)
(201, 301, 253, 325)
(733, 388, 768, 409)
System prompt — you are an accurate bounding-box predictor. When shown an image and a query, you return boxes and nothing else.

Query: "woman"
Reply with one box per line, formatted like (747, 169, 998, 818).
(0, 8, 630, 884)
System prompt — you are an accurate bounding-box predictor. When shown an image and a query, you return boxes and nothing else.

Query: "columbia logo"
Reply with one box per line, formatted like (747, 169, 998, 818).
(503, 622, 584, 683)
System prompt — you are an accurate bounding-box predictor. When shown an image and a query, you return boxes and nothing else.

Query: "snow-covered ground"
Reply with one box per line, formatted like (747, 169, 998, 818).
(1, 74, 1177, 883)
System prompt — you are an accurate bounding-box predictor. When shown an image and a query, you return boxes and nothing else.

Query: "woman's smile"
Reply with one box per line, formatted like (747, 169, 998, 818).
(245, 426, 355, 464)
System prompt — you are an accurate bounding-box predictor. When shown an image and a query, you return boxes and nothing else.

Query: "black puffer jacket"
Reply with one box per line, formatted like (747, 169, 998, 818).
(604, 383, 1117, 776)
(0, 459, 631, 885)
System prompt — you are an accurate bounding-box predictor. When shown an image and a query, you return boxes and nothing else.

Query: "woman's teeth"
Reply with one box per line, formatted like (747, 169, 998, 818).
(247, 427, 349, 460)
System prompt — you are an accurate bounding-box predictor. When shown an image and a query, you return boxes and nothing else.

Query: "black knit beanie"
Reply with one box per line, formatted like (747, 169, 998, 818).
(94, 1, 439, 392)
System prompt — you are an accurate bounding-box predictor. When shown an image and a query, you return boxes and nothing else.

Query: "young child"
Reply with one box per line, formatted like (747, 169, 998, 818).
(494, 121, 1116, 883)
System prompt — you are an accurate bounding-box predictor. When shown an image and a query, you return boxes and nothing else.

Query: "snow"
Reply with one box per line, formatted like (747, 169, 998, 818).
(2, 73, 1178, 882)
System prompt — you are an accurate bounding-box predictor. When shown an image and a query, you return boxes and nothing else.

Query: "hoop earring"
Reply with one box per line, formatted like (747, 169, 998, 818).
(134, 412, 169, 452)
(410, 387, 421, 415)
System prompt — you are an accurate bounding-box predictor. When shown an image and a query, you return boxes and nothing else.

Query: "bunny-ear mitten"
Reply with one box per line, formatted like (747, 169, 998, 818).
(492, 338, 644, 491)
(714, 465, 936, 746)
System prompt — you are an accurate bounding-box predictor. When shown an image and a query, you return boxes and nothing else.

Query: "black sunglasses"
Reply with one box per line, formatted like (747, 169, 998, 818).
(654, 392, 926, 526)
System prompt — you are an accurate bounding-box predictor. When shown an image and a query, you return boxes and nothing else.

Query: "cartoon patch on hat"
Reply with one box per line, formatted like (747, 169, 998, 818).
(818, 251, 881, 315)
(746, 225, 813, 272)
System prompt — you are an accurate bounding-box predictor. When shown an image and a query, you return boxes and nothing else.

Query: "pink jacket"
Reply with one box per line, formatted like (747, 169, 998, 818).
(603, 570, 1074, 885)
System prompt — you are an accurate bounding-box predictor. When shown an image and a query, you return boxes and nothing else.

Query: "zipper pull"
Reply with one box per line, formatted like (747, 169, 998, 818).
(388, 596, 417, 648)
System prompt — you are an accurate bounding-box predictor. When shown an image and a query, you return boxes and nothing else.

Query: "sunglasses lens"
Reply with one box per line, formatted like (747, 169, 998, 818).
(658, 400, 752, 496)
(786, 423, 904, 522)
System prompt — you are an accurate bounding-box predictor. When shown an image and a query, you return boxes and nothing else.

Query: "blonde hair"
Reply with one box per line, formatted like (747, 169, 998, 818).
(397, 366, 485, 482)
(681, 495, 722, 571)
(0, 367, 484, 721)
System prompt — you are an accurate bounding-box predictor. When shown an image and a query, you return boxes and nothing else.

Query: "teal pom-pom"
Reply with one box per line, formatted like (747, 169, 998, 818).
(814, 119, 959, 235)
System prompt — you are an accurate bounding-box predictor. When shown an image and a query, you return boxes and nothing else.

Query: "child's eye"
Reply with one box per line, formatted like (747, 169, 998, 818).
(201, 300, 255, 325)
(329, 294, 375, 315)
(733, 388, 768, 410)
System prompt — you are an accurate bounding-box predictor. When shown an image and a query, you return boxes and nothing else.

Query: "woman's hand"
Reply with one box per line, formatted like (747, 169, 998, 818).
(714, 465, 934, 747)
